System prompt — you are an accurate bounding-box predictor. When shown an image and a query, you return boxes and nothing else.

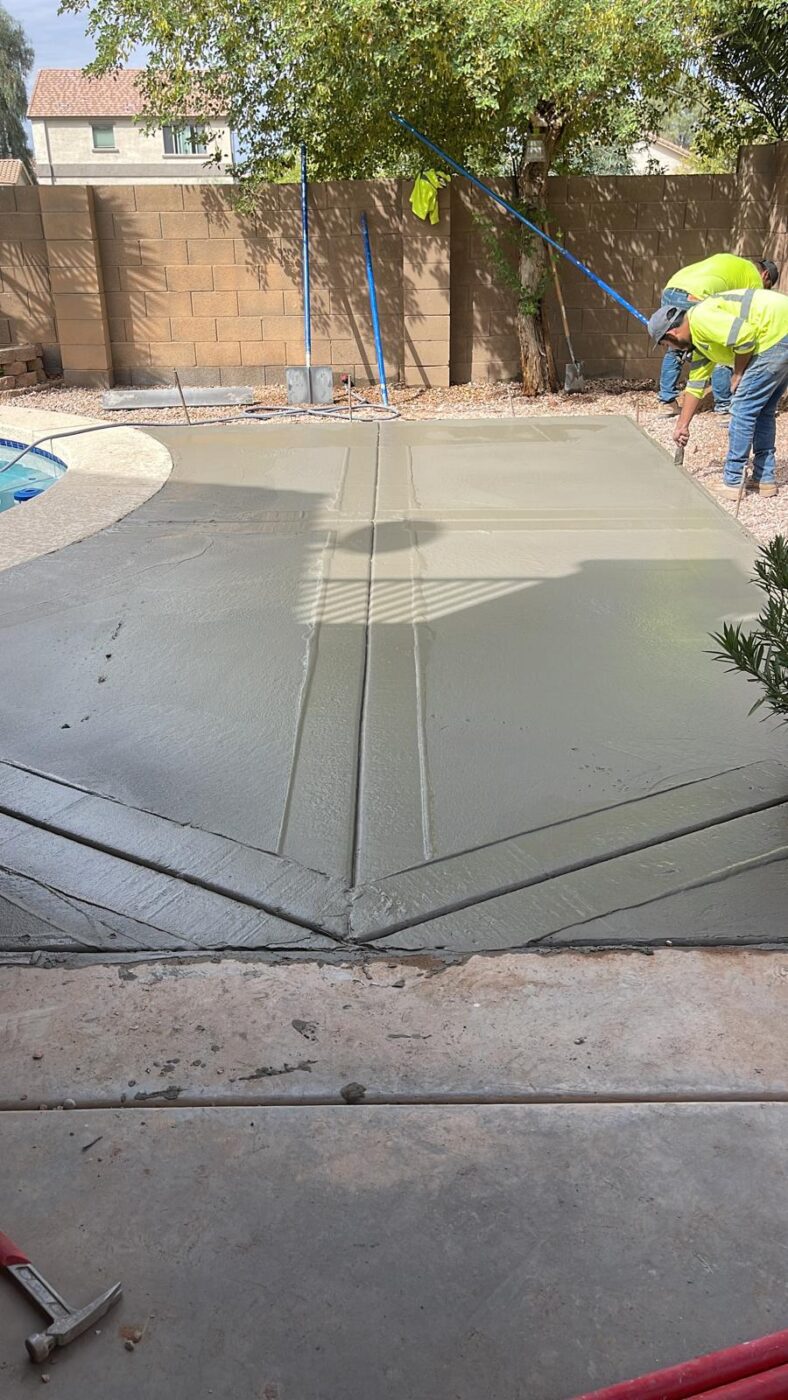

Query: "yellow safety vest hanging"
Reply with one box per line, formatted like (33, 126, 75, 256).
(409, 170, 450, 225)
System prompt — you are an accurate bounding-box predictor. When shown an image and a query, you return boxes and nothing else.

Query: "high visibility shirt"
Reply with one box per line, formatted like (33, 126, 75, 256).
(685, 288, 788, 398)
(665, 253, 762, 299)
(409, 170, 449, 225)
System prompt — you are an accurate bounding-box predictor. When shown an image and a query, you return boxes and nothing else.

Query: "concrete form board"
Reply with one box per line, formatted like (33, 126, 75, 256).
(0, 418, 784, 951)
(102, 387, 256, 408)
(1, 1104, 787, 1398)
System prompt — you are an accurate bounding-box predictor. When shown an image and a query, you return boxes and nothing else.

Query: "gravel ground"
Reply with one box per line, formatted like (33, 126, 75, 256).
(4, 376, 787, 545)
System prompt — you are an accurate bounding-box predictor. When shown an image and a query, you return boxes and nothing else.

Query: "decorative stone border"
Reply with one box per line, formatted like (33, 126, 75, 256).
(0, 407, 172, 571)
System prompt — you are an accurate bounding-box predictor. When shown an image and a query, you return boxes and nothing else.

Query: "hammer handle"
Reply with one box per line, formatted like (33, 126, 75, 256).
(0, 1232, 30, 1268)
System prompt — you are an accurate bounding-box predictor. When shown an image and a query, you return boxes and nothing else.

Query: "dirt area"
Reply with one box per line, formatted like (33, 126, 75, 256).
(5, 376, 787, 545)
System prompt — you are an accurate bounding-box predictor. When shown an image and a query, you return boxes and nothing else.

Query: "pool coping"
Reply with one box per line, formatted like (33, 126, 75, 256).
(0, 407, 172, 572)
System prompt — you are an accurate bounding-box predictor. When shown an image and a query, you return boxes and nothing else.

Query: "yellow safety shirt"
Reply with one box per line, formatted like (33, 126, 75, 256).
(685, 289, 788, 398)
(665, 253, 762, 299)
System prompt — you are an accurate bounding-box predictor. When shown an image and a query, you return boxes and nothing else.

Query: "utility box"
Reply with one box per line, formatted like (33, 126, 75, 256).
(286, 366, 334, 405)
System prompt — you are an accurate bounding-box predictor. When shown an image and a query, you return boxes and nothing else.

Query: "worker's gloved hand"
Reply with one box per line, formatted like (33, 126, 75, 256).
(673, 423, 690, 448)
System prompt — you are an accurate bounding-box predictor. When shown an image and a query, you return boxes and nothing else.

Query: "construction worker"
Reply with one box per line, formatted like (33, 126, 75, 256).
(657, 253, 779, 415)
(647, 287, 788, 498)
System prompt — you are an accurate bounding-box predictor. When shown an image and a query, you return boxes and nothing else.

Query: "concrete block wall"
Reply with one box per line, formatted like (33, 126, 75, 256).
(3, 143, 786, 389)
(41, 186, 113, 386)
(0, 185, 59, 374)
(451, 172, 742, 382)
(92, 179, 445, 388)
(732, 143, 788, 293)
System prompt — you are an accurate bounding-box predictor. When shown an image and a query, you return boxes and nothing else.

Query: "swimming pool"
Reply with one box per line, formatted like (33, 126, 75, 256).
(0, 437, 67, 513)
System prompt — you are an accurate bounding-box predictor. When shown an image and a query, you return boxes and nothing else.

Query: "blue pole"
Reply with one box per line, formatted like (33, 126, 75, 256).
(390, 113, 648, 326)
(300, 142, 312, 369)
(360, 213, 390, 407)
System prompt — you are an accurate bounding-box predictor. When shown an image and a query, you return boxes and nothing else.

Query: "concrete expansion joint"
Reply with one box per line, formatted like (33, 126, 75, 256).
(4, 1091, 788, 1114)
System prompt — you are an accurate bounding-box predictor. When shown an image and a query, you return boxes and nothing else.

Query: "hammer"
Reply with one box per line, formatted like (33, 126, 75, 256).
(0, 1230, 122, 1362)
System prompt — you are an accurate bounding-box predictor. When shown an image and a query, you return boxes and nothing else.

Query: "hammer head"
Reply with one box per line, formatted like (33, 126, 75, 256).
(26, 1281, 123, 1362)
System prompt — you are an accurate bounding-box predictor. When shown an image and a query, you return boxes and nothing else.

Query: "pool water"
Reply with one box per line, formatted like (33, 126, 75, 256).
(0, 438, 67, 513)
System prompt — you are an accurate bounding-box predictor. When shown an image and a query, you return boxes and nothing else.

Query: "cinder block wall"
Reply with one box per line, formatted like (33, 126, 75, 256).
(2, 142, 785, 389)
(451, 172, 743, 382)
(0, 185, 59, 373)
(92, 179, 445, 388)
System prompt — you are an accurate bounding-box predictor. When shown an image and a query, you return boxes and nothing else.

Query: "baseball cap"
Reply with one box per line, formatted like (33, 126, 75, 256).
(758, 259, 779, 287)
(647, 303, 688, 349)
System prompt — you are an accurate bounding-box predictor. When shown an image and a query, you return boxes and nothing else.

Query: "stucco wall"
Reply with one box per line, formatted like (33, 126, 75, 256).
(32, 117, 234, 185)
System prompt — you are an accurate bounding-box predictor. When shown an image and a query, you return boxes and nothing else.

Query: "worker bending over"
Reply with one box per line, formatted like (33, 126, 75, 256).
(647, 287, 788, 499)
(657, 253, 778, 414)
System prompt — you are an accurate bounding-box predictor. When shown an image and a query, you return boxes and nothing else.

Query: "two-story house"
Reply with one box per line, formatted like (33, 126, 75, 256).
(28, 69, 235, 184)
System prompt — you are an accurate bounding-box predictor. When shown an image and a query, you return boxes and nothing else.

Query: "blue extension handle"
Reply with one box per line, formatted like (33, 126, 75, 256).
(300, 143, 312, 367)
(391, 113, 647, 326)
(360, 213, 390, 406)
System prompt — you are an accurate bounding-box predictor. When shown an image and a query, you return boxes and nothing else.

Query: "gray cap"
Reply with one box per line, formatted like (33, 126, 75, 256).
(758, 258, 779, 287)
(647, 303, 687, 349)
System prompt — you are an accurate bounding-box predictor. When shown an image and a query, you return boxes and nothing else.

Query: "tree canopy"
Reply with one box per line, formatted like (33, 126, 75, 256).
(0, 3, 33, 169)
(692, 0, 788, 170)
(65, 0, 707, 184)
(64, 0, 714, 389)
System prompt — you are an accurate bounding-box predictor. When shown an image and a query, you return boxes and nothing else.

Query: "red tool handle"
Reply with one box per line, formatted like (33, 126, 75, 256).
(0, 1231, 30, 1268)
(691, 1363, 788, 1398)
(569, 1329, 788, 1400)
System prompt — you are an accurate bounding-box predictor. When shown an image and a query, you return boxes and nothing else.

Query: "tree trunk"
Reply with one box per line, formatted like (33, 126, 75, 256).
(515, 159, 557, 396)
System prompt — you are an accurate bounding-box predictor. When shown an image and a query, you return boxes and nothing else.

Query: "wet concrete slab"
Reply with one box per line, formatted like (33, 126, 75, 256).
(0, 418, 784, 951)
(0, 950, 785, 1108)
(1, 1103, 786, 1398)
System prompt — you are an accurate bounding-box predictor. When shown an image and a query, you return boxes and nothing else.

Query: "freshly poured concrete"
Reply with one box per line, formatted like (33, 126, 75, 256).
(0, 419, 785, 951)
(1, 1104, 787, 1399)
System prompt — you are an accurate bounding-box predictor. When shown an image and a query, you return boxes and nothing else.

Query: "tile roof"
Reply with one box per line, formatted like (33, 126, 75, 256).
(0, 159, 31, 184)
(28, 69, 147, 118)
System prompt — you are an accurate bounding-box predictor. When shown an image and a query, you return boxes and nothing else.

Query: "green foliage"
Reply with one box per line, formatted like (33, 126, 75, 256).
(0, 3, 33, 169)
(473, 202, 547, 318)
(692, 0, 787, 170)
(61, 0, 705, 186)
(710, 536, 788, 721)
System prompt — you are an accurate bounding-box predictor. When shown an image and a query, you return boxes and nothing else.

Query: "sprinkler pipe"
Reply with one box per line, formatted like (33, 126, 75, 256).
(390, 113, 648, 326)
(568, 1327, 788, 1400)
(300, 142, 312, 370)
(360, 212, 390, 406)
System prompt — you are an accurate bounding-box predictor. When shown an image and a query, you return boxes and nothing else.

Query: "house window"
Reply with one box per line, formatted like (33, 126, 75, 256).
(163, 125, 208, 156)
(91, 123, 116, 151)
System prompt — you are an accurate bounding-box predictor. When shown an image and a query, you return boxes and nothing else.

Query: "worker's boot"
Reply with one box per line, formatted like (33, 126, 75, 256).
(713, 481, 745, 499)
(659, 399, 681, 417)
(746, 480, 778, 497)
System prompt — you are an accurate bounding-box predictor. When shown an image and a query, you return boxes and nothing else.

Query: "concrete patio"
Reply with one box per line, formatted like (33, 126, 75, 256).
(0, 417, 786, 1398)
(0, 417, 784, 951)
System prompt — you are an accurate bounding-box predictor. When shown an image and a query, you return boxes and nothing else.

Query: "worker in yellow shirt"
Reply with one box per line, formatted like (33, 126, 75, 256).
(658, 253, 778, 414)
(647, 288, 788, 498)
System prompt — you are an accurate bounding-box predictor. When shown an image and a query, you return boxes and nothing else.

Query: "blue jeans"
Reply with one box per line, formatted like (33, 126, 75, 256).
(724, 334, 788, 486)
(659, 287, 732, 409)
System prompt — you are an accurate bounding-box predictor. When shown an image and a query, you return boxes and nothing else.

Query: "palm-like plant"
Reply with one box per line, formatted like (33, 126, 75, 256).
(693, 0, 787, 167)
(711, 536, 788, 721)
(0, 4, 33, 171)
(712, 0, 787, 137)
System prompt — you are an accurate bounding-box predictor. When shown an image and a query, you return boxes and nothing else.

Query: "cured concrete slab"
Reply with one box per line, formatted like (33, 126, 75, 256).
(0, 950, 785, 1107)
(0, 417, 785, 951)
(1, 1103, 786, 1398)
